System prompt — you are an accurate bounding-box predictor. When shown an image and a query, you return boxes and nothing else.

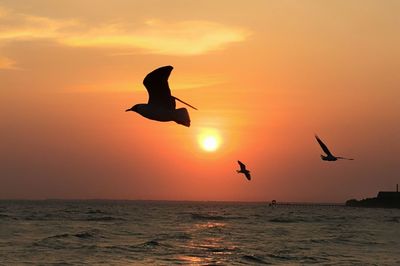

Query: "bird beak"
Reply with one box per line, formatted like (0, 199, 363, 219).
(125, 108, 131, 112)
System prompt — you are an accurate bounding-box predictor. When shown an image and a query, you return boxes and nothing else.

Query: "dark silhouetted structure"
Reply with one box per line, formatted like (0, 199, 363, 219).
(237, 160, 251, 181)
(346, 184, 400, 209)
(315, 135, 354, 161)
(126, 65, 197, 127)
(269, 200, 277, 207)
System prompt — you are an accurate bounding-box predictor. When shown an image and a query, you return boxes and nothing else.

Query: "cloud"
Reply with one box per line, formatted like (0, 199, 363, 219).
(0, 7, 250, 56)
(0, 8, 80, 41)
(65, 74, 226, 93)
(172, 75, 226, 90)
(0, 56, 17, 69)
(63, 20, 249, 55)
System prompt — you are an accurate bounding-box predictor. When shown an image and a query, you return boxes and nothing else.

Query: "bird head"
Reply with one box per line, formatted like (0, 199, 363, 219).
(125, 104, 139, 112)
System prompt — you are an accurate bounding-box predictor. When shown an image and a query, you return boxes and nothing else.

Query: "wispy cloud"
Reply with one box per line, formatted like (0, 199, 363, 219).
(0, 7, 7, 18)
(65, 74, 226, 93)
(0, 7, 250, 56)
(0, 7, 79, 40)
(173, 75, 226, 90)
(0, 56, 17, 70)
(63, 20, 249, 55)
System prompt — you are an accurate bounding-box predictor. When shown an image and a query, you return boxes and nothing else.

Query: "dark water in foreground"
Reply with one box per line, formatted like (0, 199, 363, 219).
(0, 201, 399, 265)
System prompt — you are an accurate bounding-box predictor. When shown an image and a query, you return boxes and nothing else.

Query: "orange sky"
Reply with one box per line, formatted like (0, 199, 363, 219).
(1, 1, 399, 202)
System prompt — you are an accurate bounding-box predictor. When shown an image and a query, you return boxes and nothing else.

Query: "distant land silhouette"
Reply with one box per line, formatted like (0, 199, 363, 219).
(346, 184, 400, 209)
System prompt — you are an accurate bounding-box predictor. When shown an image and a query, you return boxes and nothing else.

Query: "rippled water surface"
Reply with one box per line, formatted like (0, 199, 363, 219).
(0, 200, 399, 265)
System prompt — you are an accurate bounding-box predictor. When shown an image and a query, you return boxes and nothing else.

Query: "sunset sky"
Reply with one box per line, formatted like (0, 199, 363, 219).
(1, 0, 399, 202)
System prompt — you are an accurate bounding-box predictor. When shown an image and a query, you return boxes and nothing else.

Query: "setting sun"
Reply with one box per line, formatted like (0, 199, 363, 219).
(202, 136, 218, 151)
(198, 128, 221, 152)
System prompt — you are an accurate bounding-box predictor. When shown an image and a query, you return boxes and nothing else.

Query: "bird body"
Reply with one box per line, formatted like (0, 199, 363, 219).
(237, 160, 251, 181)
(131, 104, 190, 127)
(126, 66, 196, 127)
(320, 154, 337, 161)
(315, 135, 354, 161)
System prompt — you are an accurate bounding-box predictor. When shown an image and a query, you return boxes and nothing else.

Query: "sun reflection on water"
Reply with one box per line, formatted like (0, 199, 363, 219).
(175, 221, 237, 265)
(195, 221, 226, 229)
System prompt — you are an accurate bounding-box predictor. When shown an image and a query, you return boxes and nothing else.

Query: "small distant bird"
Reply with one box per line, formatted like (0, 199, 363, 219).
(237, 160, 251, 180)
(315, 135, 354, 161)
(126, 66, 197, 127)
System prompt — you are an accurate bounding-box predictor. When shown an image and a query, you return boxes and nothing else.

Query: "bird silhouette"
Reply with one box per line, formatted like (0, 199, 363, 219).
(315, 135, 354, 161)
(237, 160, 251, 180)
(126, 66, 197, 127)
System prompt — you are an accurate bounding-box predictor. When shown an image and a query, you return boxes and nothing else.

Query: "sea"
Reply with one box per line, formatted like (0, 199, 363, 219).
(0, 200, 399, 265)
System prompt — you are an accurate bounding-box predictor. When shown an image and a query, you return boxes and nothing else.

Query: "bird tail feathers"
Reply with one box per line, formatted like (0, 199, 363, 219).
(174, 108, 191, 127)
(337, 157, 354, 160)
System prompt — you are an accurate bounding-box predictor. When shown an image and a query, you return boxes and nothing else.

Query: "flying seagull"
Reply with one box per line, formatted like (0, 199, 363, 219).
(126, 66, 197, 127)
(237, 160, 251, 181)
(315, 135, 354, 161)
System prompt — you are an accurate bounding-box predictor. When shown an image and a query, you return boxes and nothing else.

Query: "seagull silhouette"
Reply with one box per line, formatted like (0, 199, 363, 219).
(126, 66, 197, 127)
(237, 160, 251, 181)
(315, 135, 354, 161)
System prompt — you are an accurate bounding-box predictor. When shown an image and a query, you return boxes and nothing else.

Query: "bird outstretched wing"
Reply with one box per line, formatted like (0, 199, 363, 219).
(143, 66, 176, 110)
(245, 172, 251, 181)
(237, 160, 246, 171)
(315, 135, 333, 156)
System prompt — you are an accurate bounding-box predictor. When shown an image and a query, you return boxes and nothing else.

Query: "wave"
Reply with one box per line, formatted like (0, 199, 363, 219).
(266, 253, 293, 260)
(86, 209, 111, 215)
(0, 213, 11, 219)
(172, 233, 191, 240)
(191, 213, 245, 221)
(142, 240, 160, 247)
(198, 245, 237, 253)
(105, 240, 163, 252)
(309, 238, 330, 244)
(269, 217, 298, 223)
(102, 240, 165, 254)
(74, 232, 95, 239)
(45, 233, 70, 239)
(157, 232, 192, 241)
(298, 255, 329, 263)
(85, 216, 125, 221)
(386, 217, 400, 223)
(242, 255, 269, 264)
(42, 230, 100, 241)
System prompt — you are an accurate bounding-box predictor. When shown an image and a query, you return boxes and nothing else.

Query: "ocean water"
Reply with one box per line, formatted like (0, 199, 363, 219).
(0, 201, 399, 265)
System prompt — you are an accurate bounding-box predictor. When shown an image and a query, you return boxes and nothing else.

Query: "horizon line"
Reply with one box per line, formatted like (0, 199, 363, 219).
(0, 198, 345, 205)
